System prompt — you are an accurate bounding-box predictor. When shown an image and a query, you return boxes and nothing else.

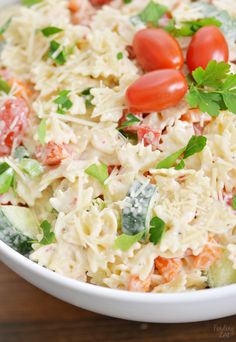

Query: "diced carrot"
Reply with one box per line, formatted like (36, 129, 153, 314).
(128, 275, 151, 292)
(68, 0, 80, 12)
(192, 238, 222, 270)
(155, 256, 183, 283)
(9, 79, 32, 98)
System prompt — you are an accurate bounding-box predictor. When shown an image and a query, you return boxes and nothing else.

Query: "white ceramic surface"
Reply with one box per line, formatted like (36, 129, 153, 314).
(0, 0, 236, 323)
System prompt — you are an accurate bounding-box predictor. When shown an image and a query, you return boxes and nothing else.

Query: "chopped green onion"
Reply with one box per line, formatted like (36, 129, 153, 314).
(48, 40, 67, 65)
(41, 26, 63, 37)
(54, 90, 73, 114)
(19, 159, 43, 177)
(114, 230, 144, 252)
(85, 163, 109, 185)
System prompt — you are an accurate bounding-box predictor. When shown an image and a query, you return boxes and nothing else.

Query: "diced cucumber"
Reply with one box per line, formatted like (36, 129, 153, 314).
(122, 181, 157, 235)
(208, 251, 236, 288)
(0, 205, 39, 255)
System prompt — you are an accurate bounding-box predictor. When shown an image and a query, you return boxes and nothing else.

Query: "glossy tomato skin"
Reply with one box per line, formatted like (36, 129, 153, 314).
(126, 69, 188, 113)
(186, 26, 229, 73)
(133, 28, 184, 72)
(0, 98, 29, 156)
(90, 0, 112, 6)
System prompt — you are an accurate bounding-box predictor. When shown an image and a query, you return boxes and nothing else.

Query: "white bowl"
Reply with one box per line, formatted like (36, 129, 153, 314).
(0, 0, 236, 323)
(1, 241, 236, 323)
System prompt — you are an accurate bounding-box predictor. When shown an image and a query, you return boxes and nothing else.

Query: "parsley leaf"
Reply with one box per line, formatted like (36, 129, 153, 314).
(123, 0, 132, 4)
(118, 114, 141, 130)
(138, 1, 168, 27)
(156, 135, 207, 169)
(81, 88, 94, 108)
(114, 230, 144, 252)
(232, 196, 236, 210)
(183, 135, 207, 159)
(149, 216, 165, 245)
(54, 90, 73, 114)
(187, 61, 236, 116)
(40, 220, 56, 245)
(0, 18, 12, 35)
(192, 61, 230, 88)
(156, 147, 185, 169)
(38, 119, 46, 145)
(21, 0, 43, 6)
(48, 40, 67, 65)
(0, 78, 11, 94)
(85, 163, 109, 185)
(166, 17, 221, 37)
(117, 52, 123, 60)
(41, 26, 63, 37)
(0, 164, 14, 194)
(175, 159, 185, 170)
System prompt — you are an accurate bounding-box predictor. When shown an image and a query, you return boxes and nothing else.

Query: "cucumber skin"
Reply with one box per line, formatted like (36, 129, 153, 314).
(0, 209, 32, 255)
(208, 252, 236, 288)
(122, 181, 157, 235)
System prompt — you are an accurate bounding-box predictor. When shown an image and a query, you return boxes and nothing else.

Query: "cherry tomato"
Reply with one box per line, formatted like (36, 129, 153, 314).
(0, 98, 29, 156)
(90, 0, 112, 6)
(126, 69, 188, 113)
(133, 29, 184, 72)
(186, 26, 229, 73)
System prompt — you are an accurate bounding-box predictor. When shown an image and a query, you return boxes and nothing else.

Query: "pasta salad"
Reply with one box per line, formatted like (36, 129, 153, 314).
(0, 0, 236, 293)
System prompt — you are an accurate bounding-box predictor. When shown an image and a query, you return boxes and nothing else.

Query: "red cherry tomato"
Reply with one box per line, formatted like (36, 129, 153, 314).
(0, 98, 29, 156)
(133, 29, 184, 72)
(90, 0, 112, 6)
(126, 70, 188, 113)
(186, 26, 229, 73)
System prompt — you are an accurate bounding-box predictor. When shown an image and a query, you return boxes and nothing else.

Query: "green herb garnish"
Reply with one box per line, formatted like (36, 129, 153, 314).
(41, 26, 63, 37)
(138, 1, 168, 27)
(117, 52, 123, 60)
(0, 18, 12, 35)
(19, 159, 43, 177)
(0, 78, 11, 94)
(114, 230, 144, 252)
(156, 135, 207, 169)
(21, 0, 43, 6)
(118, 114, 141, 130)
(0, 163, 14, 194)
(54, 90, 73, 114)
(39, 220, 56, 245)
(85, 163, 109, 185)
(187, 61, 236, 116)
(232, 195, 236, 210)
(149, 216, 165, 245)
(165, 17, 221, 37)
(48, 40, 67, 65)
(81, 87, 94, 108)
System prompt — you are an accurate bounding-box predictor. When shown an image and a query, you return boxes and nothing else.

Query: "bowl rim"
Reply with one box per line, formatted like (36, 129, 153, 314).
(1, 241, 236, 303)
